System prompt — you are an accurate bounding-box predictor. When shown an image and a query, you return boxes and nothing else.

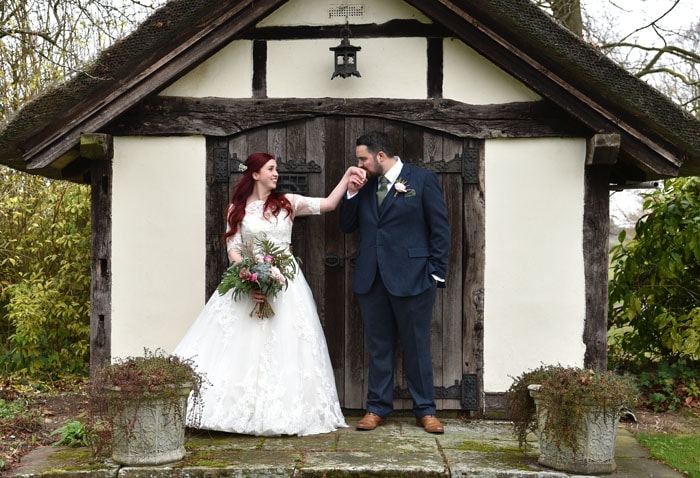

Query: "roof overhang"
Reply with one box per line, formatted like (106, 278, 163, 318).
(0, 0, 697, 182)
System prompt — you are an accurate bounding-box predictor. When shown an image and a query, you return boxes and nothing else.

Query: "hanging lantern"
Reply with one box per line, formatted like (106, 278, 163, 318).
(330, 24, 361, 79)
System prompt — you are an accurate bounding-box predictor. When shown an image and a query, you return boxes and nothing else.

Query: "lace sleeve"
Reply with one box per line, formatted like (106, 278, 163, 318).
(286, 194, 321, 217)
(226, 231, 243, 252)
(224, 205, 243, 252)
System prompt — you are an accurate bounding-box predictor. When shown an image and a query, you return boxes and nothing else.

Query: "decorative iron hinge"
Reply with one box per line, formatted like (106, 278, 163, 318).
(393, 373, 478, 410)
(414, 147, 479, 185)
(461, 147, 479, 184)
(416, 155, 462, 173)
(214, 149, 244, 183)
(276, 158, 322, 173)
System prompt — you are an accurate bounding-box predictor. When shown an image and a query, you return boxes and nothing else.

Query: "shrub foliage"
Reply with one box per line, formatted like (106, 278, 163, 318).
(609, 177, 699, 364)
(0, 167, 91, 379)
(608, 177, 699, 410)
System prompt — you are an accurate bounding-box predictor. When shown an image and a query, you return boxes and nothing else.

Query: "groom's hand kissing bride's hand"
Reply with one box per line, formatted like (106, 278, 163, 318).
(348, 167, 367, 194)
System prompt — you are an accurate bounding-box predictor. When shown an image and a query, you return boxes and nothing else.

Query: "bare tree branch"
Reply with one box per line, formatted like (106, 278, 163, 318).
(1, 0, 160, 117)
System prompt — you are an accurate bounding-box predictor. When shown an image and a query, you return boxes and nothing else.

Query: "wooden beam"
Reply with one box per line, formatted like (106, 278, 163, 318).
(586, 133, 620, 166)
(427, 38, 443, 99)
(105, 97, 589, 139)
(49, 149, 81, 169)
(241, 19, 452, 40)
(252, 40, 267, 98)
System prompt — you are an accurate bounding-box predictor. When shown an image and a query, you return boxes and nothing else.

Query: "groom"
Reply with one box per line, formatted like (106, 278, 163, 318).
(340, 131, 451, 434)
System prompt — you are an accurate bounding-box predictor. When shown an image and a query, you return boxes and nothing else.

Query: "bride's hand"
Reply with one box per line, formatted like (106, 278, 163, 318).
(347, 166, 366, 181)
(250, 290, 266, 303)
(347, 166, 367, 193)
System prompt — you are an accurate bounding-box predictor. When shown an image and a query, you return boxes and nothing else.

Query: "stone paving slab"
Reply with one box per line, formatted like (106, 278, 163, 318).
(8, 419, 687, 478)
(297, 451, 447, 477)
(444, 449, 567, 478)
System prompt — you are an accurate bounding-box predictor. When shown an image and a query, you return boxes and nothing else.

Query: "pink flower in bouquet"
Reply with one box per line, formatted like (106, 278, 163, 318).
(269, 266, 286, 285)
(239, 268, 252, 281)
(218, 236, 300, 319)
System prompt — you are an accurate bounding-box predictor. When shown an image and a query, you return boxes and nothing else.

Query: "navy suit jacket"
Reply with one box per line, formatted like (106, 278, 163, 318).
(340, 163, 450, 297)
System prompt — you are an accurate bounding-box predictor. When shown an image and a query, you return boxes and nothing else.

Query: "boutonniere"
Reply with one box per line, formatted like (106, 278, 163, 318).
(393, 178, 416, 197)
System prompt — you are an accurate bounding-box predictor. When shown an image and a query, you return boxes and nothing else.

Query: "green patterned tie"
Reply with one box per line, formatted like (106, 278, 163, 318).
(377, 176, 389, 207)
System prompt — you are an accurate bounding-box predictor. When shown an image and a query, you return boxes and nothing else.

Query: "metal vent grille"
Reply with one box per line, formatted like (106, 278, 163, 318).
(328, 5, 364, 18)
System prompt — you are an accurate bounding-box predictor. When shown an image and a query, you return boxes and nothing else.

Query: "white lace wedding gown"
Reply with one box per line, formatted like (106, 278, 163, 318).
(173, 194, 347, 436)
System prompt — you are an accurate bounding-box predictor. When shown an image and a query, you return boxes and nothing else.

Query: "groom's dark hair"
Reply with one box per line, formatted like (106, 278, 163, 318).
(357, 131, 397, 157)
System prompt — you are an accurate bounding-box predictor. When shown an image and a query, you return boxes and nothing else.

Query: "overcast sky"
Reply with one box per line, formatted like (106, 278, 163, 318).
(582, 0, 698, 42)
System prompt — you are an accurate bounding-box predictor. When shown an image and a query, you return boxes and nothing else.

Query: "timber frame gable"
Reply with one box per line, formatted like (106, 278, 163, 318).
(0, 0, 698, 182)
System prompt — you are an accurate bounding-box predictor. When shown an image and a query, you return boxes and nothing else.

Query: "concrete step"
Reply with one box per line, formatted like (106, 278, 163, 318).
(8, 418, 685, 477)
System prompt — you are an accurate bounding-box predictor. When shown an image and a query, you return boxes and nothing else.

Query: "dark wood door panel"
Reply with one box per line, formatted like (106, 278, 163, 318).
(206, 117, 476, 411)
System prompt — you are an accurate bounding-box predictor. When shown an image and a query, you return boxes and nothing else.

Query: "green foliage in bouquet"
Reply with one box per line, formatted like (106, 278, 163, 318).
(217, 237, 299, 318)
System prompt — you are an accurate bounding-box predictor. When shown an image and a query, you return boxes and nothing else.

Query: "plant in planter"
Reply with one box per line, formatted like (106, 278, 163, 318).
(87, 348, 205, 466)
(507, 364, 638, 474)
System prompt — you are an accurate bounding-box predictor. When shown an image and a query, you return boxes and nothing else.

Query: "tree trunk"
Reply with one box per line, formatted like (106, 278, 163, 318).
(550, 0, 583, 36)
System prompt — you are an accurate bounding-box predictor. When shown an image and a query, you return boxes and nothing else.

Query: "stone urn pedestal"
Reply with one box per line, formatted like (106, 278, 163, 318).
(108, 384, 191, 466)
(529, 385, 621, 474)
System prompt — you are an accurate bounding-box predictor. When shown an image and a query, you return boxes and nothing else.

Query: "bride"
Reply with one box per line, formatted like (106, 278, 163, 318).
(174, 152, 365, 436)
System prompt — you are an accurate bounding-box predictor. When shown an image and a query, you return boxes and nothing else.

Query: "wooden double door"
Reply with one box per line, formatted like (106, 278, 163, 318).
(205, 116, 482, 411)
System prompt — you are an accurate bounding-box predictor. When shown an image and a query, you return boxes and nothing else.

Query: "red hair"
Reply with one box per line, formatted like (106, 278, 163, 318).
(221, 152, 294, 244)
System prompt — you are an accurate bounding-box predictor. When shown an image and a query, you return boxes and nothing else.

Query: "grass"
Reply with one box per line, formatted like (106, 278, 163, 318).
(636, 433, 700, 478)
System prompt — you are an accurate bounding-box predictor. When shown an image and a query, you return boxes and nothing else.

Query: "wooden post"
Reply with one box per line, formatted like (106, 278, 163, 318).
(205, 138, 232, 299)
(463, 140, 486, 415)
(90, 152, 113, 375)
(583, 134, 619, 371)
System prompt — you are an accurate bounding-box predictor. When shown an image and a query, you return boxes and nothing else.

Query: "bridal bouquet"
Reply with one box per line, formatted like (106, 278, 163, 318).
(218, 236, 298, 318)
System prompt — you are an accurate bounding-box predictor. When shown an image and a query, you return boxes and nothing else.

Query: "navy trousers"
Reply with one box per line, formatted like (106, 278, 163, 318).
(356, 270, 437, 418)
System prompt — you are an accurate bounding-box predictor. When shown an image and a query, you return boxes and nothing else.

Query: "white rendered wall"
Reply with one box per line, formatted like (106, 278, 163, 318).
(111, 136, 206, 360)
(267, 37, 427, 98)
(483, 138, 587, 392)
(443, 38, 541, 104)
(159, 41, 253, 98)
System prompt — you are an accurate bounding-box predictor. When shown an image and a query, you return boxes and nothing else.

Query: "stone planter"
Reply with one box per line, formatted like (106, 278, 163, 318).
(529, 385, 621, 474)
(108, 384, 191, 466)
